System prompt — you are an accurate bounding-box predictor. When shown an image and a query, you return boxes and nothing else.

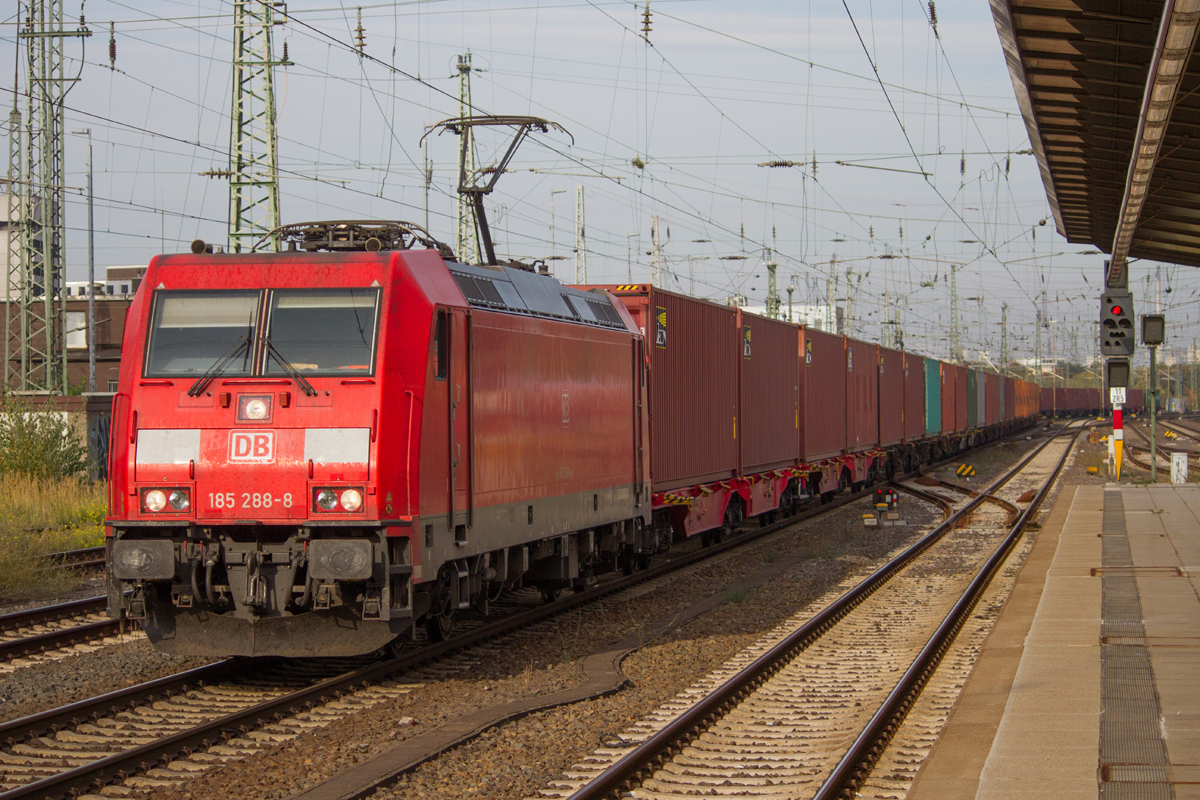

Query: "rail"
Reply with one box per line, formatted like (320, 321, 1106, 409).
(0, 429, 1052, 800)
(564, 424, 1080, 800)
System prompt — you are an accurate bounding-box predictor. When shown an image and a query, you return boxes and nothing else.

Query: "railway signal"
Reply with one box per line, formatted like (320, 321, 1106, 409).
(1142, 313, 1165, 346)
(1100, 290, 1135, 357)
(1142, 313, 1166, 483)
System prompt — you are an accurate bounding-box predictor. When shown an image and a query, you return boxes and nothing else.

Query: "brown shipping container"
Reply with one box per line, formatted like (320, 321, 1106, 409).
(1054, 388, 1068, 411)
(738, 310, 800, 474)
(1068, 387, 1085, 411)
(801, 327, 847, 461)
(1004, 377, 1016, 421)
(903, 353, 925, 441)
(1088, 388, 1101, 411)
(941, 362, 956, 434)
(879, 346, 904, 446)
(616, 287, 739, 491)
(955, 365, 968, 431)
(985, 373, 1000, 425)
(846, 338, 879, 452)
(1040, 387, 1053, 414)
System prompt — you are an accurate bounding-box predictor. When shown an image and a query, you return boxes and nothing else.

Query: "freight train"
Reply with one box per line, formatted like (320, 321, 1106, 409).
(1039, 386, 1144, 416)
(106, 220, 1042, 658)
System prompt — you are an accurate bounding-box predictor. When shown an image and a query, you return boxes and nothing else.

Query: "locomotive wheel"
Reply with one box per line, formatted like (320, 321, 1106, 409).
(540, 585, 563, 603)
(425, 611, 454, 642)
(618, 548, 640, 575)
(425, 567, 455, 642)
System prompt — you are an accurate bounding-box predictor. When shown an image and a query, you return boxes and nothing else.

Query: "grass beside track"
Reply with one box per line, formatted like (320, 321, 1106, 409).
(0, 475, 106, 602)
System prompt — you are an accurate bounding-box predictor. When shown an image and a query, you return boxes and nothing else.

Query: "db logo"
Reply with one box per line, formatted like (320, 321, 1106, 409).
(230, 431, 275, 463)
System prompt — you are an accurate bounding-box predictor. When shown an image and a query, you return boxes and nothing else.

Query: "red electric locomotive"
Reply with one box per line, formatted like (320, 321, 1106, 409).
(106, 222, 651, 656)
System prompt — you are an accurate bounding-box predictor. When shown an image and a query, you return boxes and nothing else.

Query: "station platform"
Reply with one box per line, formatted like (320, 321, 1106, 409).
(909, 484, 1200, 800)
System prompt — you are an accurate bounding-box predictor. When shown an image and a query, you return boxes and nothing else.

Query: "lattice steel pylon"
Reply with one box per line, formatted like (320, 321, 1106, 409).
(764, 250, 780, 319)
(5, 2, 89, 393)
(454, 54, 481, 265)
(574, 185, 586, 283)
(229, 0, 287, 253)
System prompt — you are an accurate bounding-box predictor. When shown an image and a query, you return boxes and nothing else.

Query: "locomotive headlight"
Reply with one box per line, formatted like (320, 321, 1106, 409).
(339, 488, 363, 512)
(143, 489, 168, 513)
(316, 489, 339, 511)
(237, 394, 272, 422)
(168, 489, 191, 511)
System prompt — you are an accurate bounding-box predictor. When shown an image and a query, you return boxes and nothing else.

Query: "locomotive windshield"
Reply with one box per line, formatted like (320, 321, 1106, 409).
(144, 291, 260, 376)
(263, 288, 380, 375)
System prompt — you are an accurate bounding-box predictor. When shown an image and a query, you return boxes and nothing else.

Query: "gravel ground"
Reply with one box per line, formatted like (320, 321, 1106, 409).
(0, 571, 107, 617)
(0, 637, 215, 725)
(0, 428, 1047, 800)
(142, 485, 947, 800)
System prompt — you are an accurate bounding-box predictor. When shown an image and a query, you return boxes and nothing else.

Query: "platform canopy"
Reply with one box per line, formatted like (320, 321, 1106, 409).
(991, 0, 1200, 281)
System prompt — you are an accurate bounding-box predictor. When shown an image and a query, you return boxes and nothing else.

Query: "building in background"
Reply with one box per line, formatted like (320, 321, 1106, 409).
(5, 265, 143, 392)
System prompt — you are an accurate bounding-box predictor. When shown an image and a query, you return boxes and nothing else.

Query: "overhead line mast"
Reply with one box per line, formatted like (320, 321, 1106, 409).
(5, 0, 89, 393)
(455, 54, 482, 265)
(228, 0, 288, 253)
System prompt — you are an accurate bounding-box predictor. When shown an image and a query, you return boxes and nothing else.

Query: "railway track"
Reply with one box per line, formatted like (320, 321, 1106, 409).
(38, 546, 106, 571)
(0, 469, 927, 799)
(0, 598, 134, 670)
(0, 427, 1056, 800)
(1123, 422, 1191, 476)
(539, 423, 1081, 800)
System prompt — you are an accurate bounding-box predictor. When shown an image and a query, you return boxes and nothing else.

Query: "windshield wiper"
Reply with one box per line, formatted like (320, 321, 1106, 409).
(261, 337, 318, 397)
(187, 334, 252, 397)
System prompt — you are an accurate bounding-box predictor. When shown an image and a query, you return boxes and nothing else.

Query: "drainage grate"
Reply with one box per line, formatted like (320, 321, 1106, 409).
(1099, 490, 1174, 800)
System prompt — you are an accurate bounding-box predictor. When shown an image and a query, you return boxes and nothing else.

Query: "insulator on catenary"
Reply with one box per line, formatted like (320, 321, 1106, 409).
(109, 21, 116, 69)
(354, 6, 365, 52)
(928, 2, 938, 37)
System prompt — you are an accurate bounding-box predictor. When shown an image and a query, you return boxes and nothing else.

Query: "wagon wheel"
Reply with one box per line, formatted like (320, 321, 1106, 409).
(425, 611, 454, 642)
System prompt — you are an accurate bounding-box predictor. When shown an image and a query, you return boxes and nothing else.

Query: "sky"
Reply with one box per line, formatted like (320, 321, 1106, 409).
(4, 0, 1199, 372)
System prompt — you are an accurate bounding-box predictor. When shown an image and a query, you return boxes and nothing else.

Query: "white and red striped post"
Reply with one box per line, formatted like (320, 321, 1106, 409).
(1112, 402, 1123, 480)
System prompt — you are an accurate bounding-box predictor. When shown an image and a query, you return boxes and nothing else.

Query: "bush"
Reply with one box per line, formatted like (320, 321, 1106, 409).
(0, 473, 107, 536)
(0, 395, 89, 480)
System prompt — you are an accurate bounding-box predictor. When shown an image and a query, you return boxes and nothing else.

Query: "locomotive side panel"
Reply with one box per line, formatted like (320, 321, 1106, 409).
(801, 327, 847, 461)
(465, 311, 636, 530)
(738, 310, 800, 474)
(878, 346, 904, 447)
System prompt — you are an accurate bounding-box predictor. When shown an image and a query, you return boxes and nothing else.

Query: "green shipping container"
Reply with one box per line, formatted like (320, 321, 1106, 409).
(925, 358, 941, 436)
(966, 369, 979, 428)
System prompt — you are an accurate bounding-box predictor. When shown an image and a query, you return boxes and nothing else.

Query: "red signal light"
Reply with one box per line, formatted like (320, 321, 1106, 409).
(1111, 305, 1123, 315)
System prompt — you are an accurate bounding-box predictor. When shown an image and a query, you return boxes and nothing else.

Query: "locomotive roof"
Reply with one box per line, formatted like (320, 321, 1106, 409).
(446, 261, 627, 331)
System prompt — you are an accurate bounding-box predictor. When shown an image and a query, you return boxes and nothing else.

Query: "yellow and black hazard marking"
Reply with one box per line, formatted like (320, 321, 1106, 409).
(1100, 435, 1110, 443)
(614, 284, 644, 292)
(660, 493, 693, 506)
(1164, 430, 1179, 440)
(956, 464, 976, 477)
